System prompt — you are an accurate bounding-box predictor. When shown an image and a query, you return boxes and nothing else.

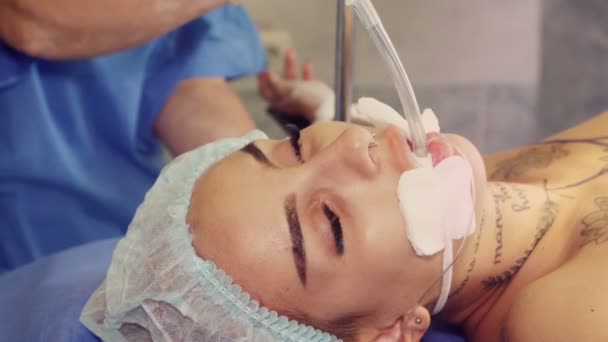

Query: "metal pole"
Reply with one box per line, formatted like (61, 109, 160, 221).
(334, 1, 354, 122)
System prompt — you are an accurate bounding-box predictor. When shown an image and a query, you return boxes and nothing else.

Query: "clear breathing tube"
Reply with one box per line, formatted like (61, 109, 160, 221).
(346, 0, 428, 158)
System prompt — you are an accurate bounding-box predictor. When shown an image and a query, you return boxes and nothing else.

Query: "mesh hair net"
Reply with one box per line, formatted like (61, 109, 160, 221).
(80, 130, 340, 342)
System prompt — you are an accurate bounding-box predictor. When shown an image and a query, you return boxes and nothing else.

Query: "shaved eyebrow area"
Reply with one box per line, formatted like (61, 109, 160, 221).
(285, 193, 306, 286)
(242, 143, 277, 168)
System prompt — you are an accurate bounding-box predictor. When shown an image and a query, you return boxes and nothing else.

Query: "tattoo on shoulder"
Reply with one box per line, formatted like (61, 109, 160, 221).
(490, 145, 569, 180)
(579, 197, 608, 249)
(483, 182, 558, 290)
(490, 137, 608, 181)
(546, 166, 608, 192)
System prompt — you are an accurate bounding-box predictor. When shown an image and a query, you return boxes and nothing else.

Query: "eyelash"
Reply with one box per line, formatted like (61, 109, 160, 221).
(285, 125, 343, 254)
(286, 124, 303, 162)
(322, 203, 344, 255)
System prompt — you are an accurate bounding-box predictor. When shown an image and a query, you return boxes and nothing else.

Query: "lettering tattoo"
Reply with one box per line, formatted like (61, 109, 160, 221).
(483, 183, 558, 290)
(493, 192, 504, 265)
(511, 184, 531, 212)
(490, 184, 532, 265)
(450, 212, 486, 297)
(579, 197, 608, 248)
(481, 138, 607, 290)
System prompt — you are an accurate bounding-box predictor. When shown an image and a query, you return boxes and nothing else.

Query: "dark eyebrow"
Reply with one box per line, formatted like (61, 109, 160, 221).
(285, 193, 306, 286)
(241, 142, 277, 168)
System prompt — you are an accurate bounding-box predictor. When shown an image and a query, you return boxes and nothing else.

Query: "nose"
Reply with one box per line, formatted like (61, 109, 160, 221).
(378, 125, 418, 174)
(308, 126, 377, 180)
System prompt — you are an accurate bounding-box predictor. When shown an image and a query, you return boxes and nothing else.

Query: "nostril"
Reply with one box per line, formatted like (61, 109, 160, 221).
(368, 142, 380, 170)
(341, 128, 379, 176)
(369, 133, 379, 148)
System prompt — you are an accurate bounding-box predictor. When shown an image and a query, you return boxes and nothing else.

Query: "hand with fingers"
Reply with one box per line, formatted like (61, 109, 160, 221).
(257, 48, 335, 126)
(257, 48, 430, 131)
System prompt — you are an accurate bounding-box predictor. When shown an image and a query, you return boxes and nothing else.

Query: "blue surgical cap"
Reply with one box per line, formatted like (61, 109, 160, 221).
(80, 130, 340, 342)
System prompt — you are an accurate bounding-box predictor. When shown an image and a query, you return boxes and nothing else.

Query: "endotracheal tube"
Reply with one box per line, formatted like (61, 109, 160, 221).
(346, 0, 429, 159)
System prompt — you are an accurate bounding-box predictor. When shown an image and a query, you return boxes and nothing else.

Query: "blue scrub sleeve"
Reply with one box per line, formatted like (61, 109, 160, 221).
(0, 42, 33, 88)
(139, 5, 267, 144)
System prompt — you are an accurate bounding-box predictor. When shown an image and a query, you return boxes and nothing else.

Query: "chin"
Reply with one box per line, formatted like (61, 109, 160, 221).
(444, 133, 485, 178)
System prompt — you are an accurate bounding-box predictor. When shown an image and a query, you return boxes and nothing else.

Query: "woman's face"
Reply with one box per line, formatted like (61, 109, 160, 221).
(188, 122, 486, 334)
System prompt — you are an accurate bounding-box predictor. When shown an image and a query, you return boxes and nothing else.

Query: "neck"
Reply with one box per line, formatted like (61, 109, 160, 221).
(430, 180, 577, 327)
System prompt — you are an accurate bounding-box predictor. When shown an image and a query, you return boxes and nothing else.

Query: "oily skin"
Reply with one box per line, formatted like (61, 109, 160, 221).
(187, 121, 487, 332)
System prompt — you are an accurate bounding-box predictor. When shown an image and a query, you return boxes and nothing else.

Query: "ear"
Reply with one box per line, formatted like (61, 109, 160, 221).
(369, 306, 431, 342)
(370, 317, 405, 342)
(403, 305, 431, 342)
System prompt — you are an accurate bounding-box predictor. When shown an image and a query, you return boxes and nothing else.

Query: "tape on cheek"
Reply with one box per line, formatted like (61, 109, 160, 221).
(397, 156, 476, 256)
(398, 167, 445, 255)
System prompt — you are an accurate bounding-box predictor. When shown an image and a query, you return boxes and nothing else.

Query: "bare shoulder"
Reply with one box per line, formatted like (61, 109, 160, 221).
(490, 111, 608, 160)
(484, 112, 608, 183)
(503, 245, 608, 341)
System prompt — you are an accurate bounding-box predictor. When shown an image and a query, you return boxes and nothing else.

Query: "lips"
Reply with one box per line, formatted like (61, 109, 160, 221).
(405, 133, 456, 167)
(426, 133, 455, 167)
(384, 126, 458, 171)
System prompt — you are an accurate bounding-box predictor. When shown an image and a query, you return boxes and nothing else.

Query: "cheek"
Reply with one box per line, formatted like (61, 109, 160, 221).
(358, 201, 411, 276)
(350, 175, 411, 266)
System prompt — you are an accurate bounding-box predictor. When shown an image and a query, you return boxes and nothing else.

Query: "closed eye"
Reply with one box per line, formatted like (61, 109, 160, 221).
(322, 204, 344, 256)
(286, 124, 303, 162)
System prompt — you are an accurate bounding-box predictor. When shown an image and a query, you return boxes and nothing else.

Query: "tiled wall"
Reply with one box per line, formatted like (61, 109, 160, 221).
(538, 0, 608, 137)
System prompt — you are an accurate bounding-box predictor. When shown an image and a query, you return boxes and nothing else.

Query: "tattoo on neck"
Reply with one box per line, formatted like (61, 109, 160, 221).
(493, 192, 504, 265)
(579, 196, 608, 248)
(492, 183, 534, 266)
(490, 183, 531, 264)
(483, 182, 558, 290)
(511, 184, 531, 212)
(450, 212, 486, 297)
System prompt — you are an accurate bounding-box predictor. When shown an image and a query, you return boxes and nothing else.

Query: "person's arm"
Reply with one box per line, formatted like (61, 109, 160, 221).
(154, 77, 255, 156)
(0, 0, 230, 59)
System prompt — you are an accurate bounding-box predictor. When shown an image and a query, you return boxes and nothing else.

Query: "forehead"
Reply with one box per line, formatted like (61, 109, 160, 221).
(190, 149, 288, 247)
(188, 150, 305, 304)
